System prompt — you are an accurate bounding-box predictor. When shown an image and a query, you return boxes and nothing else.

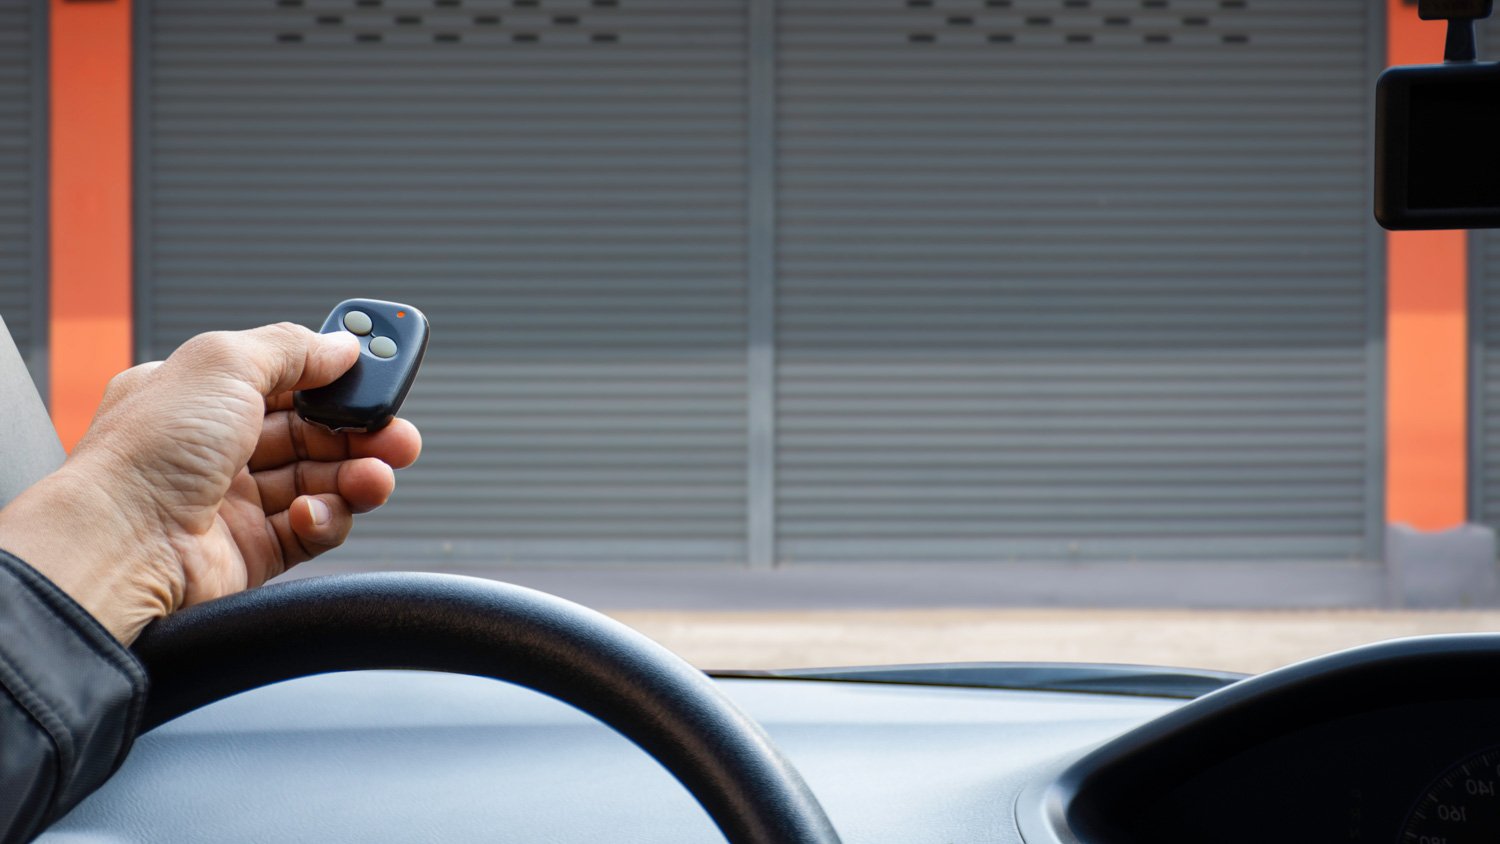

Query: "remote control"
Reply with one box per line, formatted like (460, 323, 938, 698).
(293, 299, 429, 433)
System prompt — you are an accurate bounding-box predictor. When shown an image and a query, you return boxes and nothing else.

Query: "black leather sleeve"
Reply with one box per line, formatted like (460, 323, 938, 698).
(0, 549, 147, 843)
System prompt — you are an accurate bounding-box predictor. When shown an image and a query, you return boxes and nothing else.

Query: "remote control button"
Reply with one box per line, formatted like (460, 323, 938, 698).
(368, 335, 398, 359)
(342, 310, 373, 335)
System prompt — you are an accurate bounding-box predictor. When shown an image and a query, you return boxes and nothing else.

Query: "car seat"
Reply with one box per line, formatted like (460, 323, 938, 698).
(0, 316, 66, 508)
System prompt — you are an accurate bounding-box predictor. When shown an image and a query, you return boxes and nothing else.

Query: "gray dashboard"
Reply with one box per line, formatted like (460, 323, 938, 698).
(49, 635, 1500, 843)
(39, 672, 1177, 843)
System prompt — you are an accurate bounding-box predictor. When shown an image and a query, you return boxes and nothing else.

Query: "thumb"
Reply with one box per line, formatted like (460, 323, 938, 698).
(227, 322, 360, 397)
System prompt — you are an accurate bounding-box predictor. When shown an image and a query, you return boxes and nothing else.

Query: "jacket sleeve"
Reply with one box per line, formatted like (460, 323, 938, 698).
(0, 549, 147, 843)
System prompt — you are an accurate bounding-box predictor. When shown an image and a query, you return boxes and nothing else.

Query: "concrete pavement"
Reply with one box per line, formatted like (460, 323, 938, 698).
(604, 608, 1500, 674)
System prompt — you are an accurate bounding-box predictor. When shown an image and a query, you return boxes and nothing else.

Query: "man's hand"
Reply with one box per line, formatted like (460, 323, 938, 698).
(0, 323, 422, 644)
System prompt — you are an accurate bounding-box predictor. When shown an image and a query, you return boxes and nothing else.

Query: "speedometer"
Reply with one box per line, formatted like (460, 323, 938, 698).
(1402, 748, 1500, 843)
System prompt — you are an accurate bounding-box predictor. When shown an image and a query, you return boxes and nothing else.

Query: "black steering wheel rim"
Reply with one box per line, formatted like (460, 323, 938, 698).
(130, 572, 842, 844)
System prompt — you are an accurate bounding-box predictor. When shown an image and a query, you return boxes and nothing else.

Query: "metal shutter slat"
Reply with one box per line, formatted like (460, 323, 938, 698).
(1473, 23, 1500, 533)
(0, 1, 38, 382)
(140, 0, 748, 567)
(773, 0, 1379, 564)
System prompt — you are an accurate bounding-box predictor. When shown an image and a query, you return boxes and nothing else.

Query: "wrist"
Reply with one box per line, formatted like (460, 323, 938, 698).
(0, 460, 182, 644)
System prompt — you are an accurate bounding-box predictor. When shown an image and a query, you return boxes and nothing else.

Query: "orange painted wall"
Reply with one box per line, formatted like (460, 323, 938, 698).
(49, 0, 132, 450)
(1385, 0, 1471, 531)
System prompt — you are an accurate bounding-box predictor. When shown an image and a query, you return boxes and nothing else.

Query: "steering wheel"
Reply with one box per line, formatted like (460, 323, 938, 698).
(130, 572, 842, 844)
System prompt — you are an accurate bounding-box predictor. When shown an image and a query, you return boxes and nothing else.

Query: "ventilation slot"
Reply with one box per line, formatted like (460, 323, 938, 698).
(903, 0, 1254, 48)
(265, 0, 654, 49)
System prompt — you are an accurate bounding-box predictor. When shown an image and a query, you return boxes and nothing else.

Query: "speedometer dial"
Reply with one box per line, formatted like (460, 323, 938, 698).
(1402, 748, 1500, 843)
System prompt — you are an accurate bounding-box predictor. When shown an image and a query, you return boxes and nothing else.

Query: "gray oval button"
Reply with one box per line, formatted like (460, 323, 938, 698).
(342, 310, 373, 335)
(368, 335, 398, 359)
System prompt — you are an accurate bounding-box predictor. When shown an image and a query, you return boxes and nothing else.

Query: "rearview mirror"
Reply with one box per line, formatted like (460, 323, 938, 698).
(1375, 61, 1500, 230)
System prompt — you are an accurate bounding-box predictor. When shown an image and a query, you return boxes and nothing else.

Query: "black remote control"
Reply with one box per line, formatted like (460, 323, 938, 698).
(293, 299, 429, 433)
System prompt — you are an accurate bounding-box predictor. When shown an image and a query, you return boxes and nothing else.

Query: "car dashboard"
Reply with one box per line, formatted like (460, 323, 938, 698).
(39, 635, 1500, 843)
(1108, 699, 1500, 842)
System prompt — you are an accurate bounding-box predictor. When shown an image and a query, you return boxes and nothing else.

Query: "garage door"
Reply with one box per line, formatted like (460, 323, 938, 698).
(1478, 234, 1500, 529)
(1472, 25, 1500, 534)
(137, 0, 750, 567)
(139, 0, 1382, 569)
(0, 1, 45, 390)
(773, 0, 1383, 563)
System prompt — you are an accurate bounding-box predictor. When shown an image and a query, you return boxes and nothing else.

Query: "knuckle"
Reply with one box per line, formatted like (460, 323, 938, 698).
(177, 330, 238, 364)
(103, 370, 131, 393)
(97, 362, 166, 414)
(267, 321, 311, 345)
(104, 362, 157, 395)
(253, 322, 317, 388)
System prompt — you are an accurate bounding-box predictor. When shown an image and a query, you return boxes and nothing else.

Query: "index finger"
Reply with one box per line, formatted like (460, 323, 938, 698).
(249, 411, 422, 471)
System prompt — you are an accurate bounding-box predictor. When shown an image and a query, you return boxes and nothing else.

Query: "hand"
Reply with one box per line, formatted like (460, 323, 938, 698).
(0, 323, 422, 644)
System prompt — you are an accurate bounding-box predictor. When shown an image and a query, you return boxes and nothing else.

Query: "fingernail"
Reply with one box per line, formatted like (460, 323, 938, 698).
(308, 498, 331, 526)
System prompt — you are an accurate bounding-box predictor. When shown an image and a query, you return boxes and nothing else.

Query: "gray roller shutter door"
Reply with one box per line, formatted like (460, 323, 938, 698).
(0, 1, 44, 390)
(774, 1, 1383, 563)
(1478, 234, 1500, 528)
(1472, 24, 1500, 533)
(141, 0, 1381, 571)
(137, 1, 749, 567)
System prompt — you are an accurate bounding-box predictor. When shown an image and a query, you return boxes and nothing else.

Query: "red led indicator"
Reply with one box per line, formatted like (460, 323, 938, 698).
(396, 311, 406, 318)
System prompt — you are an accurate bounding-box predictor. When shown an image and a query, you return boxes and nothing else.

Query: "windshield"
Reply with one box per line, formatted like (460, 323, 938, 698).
(25, 0, 1500, 681)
